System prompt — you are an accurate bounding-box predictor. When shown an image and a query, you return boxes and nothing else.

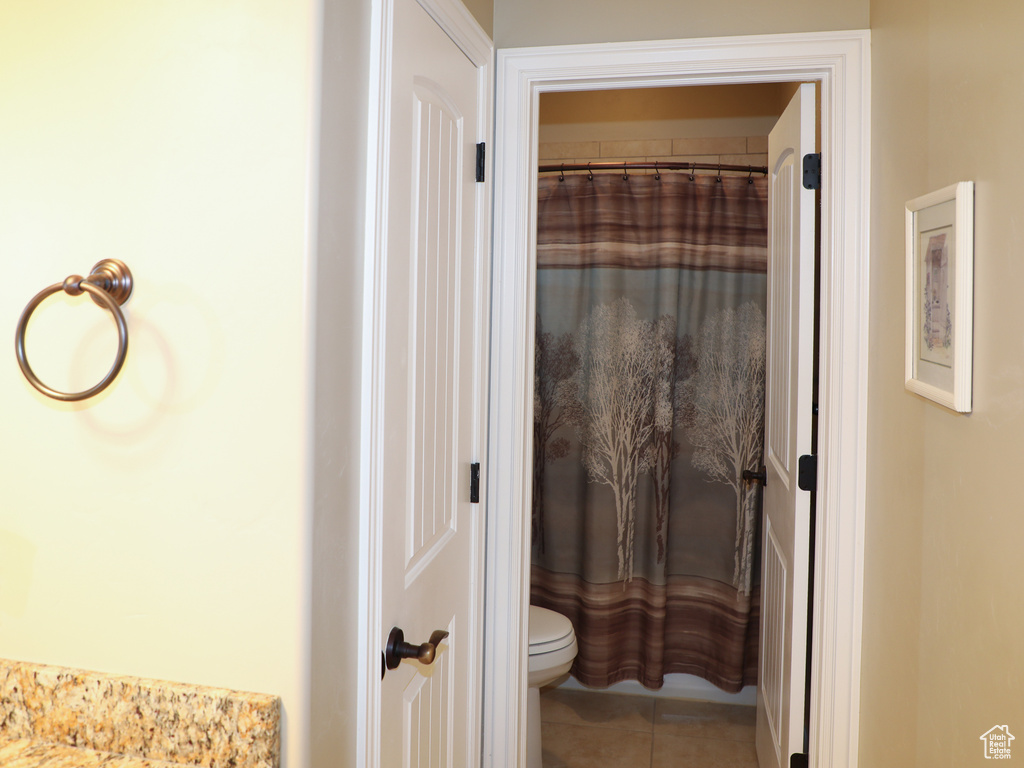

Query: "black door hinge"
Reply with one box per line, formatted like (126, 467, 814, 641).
(798, 454, 817, 492)
(790, 753, 809, 768)
(470, 462, 480, 503)
(475, 143, 485, 183)
(802, 153, 821, 190)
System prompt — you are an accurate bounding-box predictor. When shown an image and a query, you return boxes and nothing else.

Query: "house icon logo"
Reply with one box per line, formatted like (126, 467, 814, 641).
(980, 725, 1015, 759)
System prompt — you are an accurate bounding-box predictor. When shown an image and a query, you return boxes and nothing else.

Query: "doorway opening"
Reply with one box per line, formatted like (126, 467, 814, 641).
(483, 31, 869, 768)
(530, 82, 804, 768)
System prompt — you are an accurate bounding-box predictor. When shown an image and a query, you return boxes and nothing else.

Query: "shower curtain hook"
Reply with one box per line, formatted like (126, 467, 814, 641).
(622, 163, 629, 181)
(587, 163, 593, 182)
(653, 161, 660, 181)
(748, 168, 754, 184)
(559, 163, 565, 182)
(688, 162, 695, 182)
(716, 163, 723, 183)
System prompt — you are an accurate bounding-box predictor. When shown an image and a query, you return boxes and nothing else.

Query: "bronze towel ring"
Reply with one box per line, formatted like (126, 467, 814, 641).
(15, 259, 133, 402)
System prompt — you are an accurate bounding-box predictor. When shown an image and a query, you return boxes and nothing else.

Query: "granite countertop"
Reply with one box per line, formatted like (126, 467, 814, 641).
(0, 739, 185, 767)
(0, 659, 280, 768)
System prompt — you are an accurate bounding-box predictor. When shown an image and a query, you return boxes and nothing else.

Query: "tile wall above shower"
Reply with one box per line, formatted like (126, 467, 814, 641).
(537, 82, 797, 176)
(538, 135, 769, 174)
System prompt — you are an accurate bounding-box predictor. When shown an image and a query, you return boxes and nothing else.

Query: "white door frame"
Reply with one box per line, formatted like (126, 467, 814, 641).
(356, 0, 492, 765)
(484, 31, 870, 768)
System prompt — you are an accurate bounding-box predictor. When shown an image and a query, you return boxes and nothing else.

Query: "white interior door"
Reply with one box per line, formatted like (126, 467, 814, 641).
(377, 0, 488, 764)
(756, 82, 816, 768)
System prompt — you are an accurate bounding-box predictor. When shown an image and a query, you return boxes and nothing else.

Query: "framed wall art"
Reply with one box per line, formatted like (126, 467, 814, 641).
(905, 181, 974, 412)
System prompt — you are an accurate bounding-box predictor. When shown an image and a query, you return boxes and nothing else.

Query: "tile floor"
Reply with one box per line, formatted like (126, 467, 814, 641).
(540, 687, 758, 768)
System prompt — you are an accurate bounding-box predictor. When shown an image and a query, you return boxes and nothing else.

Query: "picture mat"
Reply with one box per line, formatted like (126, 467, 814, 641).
(912, 198, 955, 390)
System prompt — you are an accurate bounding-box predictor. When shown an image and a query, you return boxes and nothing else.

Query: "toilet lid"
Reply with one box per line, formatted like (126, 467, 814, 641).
(529, 606, 574, 653)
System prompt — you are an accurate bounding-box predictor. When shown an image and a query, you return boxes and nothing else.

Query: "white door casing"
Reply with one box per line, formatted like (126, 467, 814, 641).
(488, 32, 870, 768)
(757, 82, 816, 768)
(359, 0, 492, 765)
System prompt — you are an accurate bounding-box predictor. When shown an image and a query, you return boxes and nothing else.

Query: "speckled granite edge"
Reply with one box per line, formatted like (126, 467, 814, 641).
(0, 659, 280, 768)
(0, 738, 186, 767)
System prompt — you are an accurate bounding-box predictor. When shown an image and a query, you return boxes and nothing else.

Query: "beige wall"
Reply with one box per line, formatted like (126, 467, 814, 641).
(462, 0, 492, 37)
(863, 0, 1024, 765)
(0, 2, 320, 765)
(494, 0, 867, 48)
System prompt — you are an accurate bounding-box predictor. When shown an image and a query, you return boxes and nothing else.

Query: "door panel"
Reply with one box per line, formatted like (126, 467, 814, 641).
(760, 520, 787, 754)
(756, 82, 815, 768)
(378, 0, 486, 765)
(406, 79, 462, 581)
(403, 620, 454, 767)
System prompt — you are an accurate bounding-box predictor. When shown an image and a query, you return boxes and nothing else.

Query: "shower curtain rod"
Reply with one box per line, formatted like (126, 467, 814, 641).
(539, 161, 769, 176)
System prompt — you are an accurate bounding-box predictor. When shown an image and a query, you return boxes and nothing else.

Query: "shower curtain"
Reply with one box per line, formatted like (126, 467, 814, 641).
(532, 171, 767, 692)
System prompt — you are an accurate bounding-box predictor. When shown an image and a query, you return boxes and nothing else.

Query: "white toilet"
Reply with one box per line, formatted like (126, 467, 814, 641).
(527, 605, 578, 768)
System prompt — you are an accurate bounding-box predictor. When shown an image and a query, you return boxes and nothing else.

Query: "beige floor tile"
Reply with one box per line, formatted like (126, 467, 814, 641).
(651, 732, 758, 768)
(540, 688, 655, 733)
(541, 721, 653, 768)
(653, 699, 756, 743)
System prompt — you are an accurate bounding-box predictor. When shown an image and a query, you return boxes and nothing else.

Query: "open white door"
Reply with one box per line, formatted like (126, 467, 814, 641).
(756, 82, 816, 768)
(372, 0, 490, 765)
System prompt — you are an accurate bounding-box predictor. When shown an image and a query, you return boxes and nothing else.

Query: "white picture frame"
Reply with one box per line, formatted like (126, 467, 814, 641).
(905, 181, 974, 412)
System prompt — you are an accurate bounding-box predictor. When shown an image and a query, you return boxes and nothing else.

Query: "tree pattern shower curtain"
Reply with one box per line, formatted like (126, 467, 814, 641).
(532, 172, 767, 692)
